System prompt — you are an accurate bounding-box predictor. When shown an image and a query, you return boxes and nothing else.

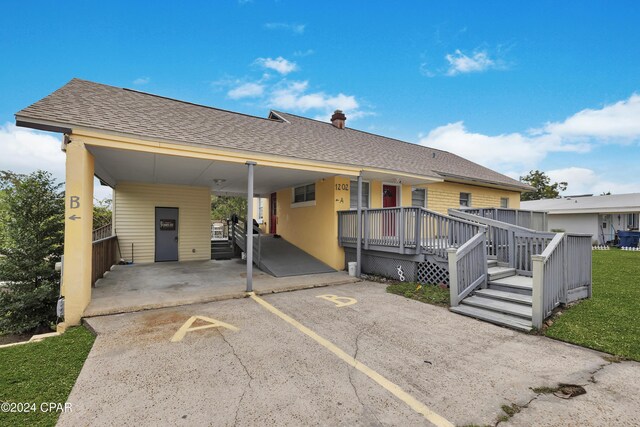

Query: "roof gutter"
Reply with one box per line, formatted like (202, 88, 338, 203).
(15, 116, 72, 134)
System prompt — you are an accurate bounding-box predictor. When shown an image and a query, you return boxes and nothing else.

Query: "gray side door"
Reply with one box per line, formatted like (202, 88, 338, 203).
(155, 207, 179, 262)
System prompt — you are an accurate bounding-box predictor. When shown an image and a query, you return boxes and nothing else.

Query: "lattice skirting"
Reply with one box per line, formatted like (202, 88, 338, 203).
(344, 249, 449, 286)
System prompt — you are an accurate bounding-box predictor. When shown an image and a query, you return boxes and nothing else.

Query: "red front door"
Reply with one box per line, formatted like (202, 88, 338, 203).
(382, 185, 398, 236)
(383, 185, 398, 207)
(270, 192, 277, 234)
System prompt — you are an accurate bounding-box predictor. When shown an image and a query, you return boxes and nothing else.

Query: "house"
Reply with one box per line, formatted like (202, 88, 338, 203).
(15, 78, 590, 332)
(522, 193, 640, 245)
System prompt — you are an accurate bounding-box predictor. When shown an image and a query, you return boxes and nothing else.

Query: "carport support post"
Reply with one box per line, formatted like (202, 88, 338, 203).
(356, 174, 363, 278)
(246, 161, 256, 292)
(59, 140, 94, 332)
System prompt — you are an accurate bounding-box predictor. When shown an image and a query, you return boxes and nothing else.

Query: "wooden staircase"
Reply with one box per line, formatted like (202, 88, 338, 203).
(211, 240, 235, 260)
(450, 259, 534, 332)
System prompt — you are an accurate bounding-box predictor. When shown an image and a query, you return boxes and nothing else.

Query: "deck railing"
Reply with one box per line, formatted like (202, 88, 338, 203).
(532, 233, 592, 328)
(91, 232, 118, 287)
(449, 209, 555, 274)
(338, 207, 483, 259)
(92, 223, 113, 241)
(447, 232, 488, 306)
(458, 207, 548, 231)
(233, 219, 262, 267)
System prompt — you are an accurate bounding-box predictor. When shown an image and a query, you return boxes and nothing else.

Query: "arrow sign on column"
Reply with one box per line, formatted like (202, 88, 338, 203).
(68, 215, 81, 221)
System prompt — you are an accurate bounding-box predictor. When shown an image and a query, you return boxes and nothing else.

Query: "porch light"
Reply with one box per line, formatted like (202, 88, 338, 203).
(212, 179, 226, 186)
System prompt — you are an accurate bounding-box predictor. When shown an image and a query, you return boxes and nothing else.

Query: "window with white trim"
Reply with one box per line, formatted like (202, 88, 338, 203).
(293, 183, 315, 203)
(350, 181, 370, 209)
(500, 197, 509, 208)
(459, 192, 471, 208)
(411, 188, 427, 208)
(627, 213, 639, 229)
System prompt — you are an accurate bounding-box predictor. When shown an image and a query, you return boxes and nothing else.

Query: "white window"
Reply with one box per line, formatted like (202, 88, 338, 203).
(627, 213, 639, 229)
(412, 188, 427, 208)
(293, 183, 315, 204)
(460, 192, 471, 208)
(500, 197, 509, 208)
(350, 181, 370, 209)
(258, 199, 264, 224)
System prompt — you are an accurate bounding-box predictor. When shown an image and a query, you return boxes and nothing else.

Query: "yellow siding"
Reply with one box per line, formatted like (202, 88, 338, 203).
(422, 182, 521, 215)
(114, 182, 211, 263)
(276, 176, 349, 270)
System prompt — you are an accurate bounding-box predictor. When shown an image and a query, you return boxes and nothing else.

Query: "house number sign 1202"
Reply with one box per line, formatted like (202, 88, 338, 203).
(335, 184, 349, 191)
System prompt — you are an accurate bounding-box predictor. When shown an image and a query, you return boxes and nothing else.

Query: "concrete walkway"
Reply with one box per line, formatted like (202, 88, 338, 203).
(85, 259, 358, 317)
(62, 281, 640, 426)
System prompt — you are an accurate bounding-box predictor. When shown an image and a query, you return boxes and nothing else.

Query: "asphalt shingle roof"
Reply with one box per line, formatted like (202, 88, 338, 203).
(522, 193, 640, 213)
(15, 78, 531, 191)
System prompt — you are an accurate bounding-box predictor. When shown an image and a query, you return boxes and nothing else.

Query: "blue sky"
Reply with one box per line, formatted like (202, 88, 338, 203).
(2, 0, 640, 199)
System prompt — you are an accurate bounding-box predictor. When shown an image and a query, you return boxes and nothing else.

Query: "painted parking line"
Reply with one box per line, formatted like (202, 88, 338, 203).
(249, 293, 454, 427)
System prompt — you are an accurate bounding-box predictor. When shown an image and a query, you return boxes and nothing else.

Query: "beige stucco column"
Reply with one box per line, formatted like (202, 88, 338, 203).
(58, 140, 94, 331)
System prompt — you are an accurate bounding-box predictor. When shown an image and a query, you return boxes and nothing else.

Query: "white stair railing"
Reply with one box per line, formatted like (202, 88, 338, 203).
(447, 232, 488, 306)
(532, 232, 593, 328)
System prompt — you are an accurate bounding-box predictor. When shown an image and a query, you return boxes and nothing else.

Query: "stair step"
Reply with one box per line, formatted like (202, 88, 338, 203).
(487, 259, 498, 268)
(474, 288, 532, 305)
(461, 295, 532, 318)
(488, 266, 516, 281)
(450, 305, 533, 332)
(488, 275, 532, 296)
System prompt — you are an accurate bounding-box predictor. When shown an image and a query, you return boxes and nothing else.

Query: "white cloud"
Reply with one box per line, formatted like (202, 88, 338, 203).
(254, 56, 298, 75)
(133, 77, 150, 85)
(263, 22, 305, 34)
(445, 49, 497, 75)
(544, 94, 640, 141)
(227, 82, 264, 100)
(293, 49, 315, 57)
(546, 167, 640, 196)
(0, 123, 112, 202)
(418, 121, 589, 171)
(269, 80, 359, 114)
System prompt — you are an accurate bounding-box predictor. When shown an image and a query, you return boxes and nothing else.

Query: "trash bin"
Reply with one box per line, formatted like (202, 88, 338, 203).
(348, 261, 357, 277)
(618, 231, 640, 247)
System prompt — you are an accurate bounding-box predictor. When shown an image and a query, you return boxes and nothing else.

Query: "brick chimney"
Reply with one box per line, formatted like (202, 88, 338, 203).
(330, 110, 346, 129)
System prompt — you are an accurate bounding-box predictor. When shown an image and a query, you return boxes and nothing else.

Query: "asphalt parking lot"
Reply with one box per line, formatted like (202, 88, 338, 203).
(59, 281, 640, 426)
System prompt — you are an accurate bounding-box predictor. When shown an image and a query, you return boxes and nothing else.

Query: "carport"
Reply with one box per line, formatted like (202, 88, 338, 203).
(84, 259, 358, 317)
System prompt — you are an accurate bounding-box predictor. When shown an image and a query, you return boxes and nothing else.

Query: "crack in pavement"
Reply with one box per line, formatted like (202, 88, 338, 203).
(218, 329, 254, 427)
(348, 322, 383, 426)
(494, 359, 616, 426)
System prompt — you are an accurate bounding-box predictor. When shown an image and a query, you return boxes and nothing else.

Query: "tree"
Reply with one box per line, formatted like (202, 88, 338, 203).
(211, 195, 247, 221)
(520, 170, 568, 201)
(0, 171, 64, 334)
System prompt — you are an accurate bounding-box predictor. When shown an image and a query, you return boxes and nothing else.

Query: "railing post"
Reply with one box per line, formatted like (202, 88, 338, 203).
(364, 209, 370, 250)
(399, 207, 405, 252)
(447, 247, 459, 306)
(561, 235, 568, 304)
(532, 254, 545, 329)
(337, 213, 342, 246)
(415, 209, 422, 254)
(508, 231, 516, 268)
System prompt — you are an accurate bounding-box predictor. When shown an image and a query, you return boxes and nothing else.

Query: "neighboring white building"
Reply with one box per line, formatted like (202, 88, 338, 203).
(522, 193, 640, 245)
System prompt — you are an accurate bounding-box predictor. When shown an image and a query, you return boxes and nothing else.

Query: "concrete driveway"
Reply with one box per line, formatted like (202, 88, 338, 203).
(59, 282, 640, 426)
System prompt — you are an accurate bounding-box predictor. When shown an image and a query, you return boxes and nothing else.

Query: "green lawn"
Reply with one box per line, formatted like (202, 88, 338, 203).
(387, 281, 450, 307)
(545, 249, 640, 361)
(0, 326, 95, 427)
